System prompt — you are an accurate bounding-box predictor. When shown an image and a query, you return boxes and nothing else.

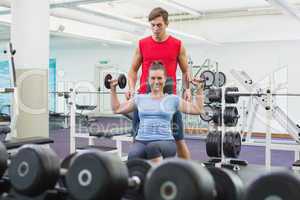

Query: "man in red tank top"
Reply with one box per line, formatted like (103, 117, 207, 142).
(126, 7, 192, 159)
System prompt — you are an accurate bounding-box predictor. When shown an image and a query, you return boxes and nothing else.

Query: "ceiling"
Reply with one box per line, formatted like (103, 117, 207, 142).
(1, 0, 300, 45)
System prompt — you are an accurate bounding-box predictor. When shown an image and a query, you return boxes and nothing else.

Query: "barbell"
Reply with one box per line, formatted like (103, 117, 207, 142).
(208, 87, 300, 104)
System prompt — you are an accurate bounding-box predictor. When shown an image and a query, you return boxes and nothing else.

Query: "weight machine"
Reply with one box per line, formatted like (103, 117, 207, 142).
(230, 69, 300, 167)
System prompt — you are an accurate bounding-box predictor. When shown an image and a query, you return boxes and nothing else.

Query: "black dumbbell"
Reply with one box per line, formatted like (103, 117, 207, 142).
(104, 73, 127, 89)
(0, 141, 10, 195)
(124, 159, 153, 200)
(144, 158, 248, 200)
(144, 159, 216, 200)
(7, 144, 61, 197)
(244, 170, 300, 200)
(0, 142, 65, 198)
(64, 149, 152, 200)
(206, 166, 244, 200)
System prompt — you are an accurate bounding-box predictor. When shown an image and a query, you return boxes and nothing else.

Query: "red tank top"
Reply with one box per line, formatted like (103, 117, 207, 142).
(138, 35, 181, 94)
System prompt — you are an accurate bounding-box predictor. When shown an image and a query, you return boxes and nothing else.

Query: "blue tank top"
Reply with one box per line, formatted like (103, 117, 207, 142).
(134, 94, 180, 141)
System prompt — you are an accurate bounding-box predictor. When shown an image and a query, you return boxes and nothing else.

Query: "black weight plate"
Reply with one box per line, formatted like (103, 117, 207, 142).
(214, 72, 226, 87)
(208, 88, 222, 103)
(206, 132, 214, 157)
(223, 132, 241, 158)
(225, 87, 239, 104)
(37, 145, 61, 192)
(212, 107, 222, 126)
(144, 159, 215, 200)
(8, 145, 60, 196)
(0, 141, 8, 178)
(207, 167, 244, 200)
(200, 70, 215, 87)
(223, 106, 239, 127)
(65, 149, 128, 200)
(59, 152, 79, 188)
(206, 131, 221, 158)
(200, 105, 214, 122)
(104, 74, 112, 89)
(203, 88, 211, 104)
(118, 74, 127, 89)
(245, 170, 300, 200)
(125, 159, 153, 200)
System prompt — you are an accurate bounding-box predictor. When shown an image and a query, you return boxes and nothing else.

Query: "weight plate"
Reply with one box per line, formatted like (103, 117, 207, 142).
(200, 105, 214, 122)
(65, 149, 128, 200)
(207, 167, 244, 200)
(104, 74, 112, 89)
(206, 131, 221, 157)
(225, 87, 239, 104)
(214, 72, 226, 87)
(200, 70, 215, 87)
(144, 159, 215, 200)
(223, 132, 242, 158)
(118, 74, 127, 89)
(212, 106, 222, 126)
(208, 88, 222, 103)
(223, 106, 239, 127)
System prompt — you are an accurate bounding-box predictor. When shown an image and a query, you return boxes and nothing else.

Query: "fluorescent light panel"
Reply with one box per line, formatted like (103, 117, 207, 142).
(265, 0, 300, 21)
(156, 0, 203, 17)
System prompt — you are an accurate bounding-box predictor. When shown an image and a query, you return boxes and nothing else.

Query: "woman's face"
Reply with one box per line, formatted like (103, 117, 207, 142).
(149, 69, 166, 93)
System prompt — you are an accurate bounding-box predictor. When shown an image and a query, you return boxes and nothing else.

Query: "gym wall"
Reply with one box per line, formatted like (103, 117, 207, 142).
(48, 39, 300, 133)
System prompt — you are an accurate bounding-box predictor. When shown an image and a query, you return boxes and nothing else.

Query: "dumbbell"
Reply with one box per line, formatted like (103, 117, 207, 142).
(0, 142, 63, 198)
(104, 73, 127, 89)
(6, 144, 61, 197)
(64, 149, 152, 200)
(0, 141, 10, 195)
(207, 162, 300, 200)
(243, 170, 300, 200)
(144, 159, 216, 200)
(124, 159, 153, 200)
(203, 166, 244, 200)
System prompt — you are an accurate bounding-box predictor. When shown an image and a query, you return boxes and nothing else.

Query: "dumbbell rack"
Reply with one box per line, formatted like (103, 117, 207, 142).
(231, 69, 300, 167)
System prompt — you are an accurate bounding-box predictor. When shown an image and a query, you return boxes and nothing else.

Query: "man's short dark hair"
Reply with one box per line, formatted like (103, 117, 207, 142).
(148, 7, 169, 24)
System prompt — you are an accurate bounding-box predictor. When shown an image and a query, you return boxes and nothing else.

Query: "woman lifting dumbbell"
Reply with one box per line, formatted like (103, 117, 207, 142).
(110, 61, 204, 163)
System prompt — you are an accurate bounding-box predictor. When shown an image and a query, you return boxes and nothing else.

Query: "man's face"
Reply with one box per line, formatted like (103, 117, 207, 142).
(150, 16, 168, 38)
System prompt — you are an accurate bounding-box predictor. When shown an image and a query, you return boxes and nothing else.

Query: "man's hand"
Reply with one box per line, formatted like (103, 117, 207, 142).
(125, 90, 135, 100)
(183, 89, 192, 102)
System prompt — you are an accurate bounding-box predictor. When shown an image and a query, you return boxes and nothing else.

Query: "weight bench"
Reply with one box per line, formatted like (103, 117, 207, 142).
(3, 137, 53, 150)
(78, 127, 133, 160)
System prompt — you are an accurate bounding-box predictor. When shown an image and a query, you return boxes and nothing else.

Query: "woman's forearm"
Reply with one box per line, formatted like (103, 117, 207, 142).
(111, 91, 120, 113)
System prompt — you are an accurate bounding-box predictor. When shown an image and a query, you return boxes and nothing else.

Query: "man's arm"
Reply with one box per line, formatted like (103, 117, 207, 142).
(127, 46, 142, 98)
(178, 44, 192, 101)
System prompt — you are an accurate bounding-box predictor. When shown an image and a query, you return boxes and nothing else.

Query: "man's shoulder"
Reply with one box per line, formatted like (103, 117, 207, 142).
(169, 35, 182, 44)
(139, 36, 152, 43)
